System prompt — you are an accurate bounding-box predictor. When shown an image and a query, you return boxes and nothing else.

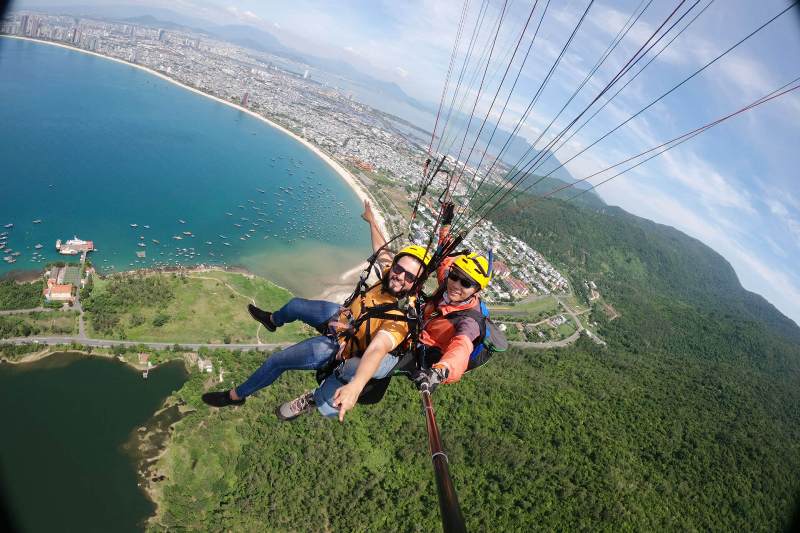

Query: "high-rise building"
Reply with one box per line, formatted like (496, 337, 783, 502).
(303, 69, 309, 80)
(242, 92, 249, 107)
(30, 18, 40, 38)
(158, 29, 165, 41)
(73, 28, 81, 44)
(18, 15, 29, 36)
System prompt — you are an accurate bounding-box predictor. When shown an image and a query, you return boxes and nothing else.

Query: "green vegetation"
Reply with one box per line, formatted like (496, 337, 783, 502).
(491, 295, 559, 322)
(82, 270, 311, 344)
(145, 193, 800, 531)
(150, 339, 799, 531)
(0, 279, 44, 310)
(0, 311, 79, 338)
(0, 342, 44, 360)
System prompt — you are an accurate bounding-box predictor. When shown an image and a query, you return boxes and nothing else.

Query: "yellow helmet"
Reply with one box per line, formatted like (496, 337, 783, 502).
(395, 244, 432, 266)
(452, 252, 491, 289)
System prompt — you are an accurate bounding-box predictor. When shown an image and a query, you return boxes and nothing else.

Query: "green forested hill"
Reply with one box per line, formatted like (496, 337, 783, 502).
(150, 194, 800, 532)
(490, 195, 800, 370)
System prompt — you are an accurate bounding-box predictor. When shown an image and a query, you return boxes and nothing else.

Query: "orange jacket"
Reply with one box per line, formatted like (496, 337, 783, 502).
(419, 256, 481, 383)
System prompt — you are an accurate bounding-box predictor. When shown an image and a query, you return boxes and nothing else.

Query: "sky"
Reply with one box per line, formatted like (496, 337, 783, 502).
(9, 0, 800, 325)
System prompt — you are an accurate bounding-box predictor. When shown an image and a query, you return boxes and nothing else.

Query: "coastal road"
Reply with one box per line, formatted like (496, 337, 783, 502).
(2, 336, 291, 351)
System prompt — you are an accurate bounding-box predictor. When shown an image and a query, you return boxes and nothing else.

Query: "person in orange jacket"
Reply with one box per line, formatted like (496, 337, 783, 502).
(410, 249, 492, 392)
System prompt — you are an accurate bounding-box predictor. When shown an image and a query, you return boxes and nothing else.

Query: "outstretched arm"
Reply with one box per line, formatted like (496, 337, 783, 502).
(332, 331, 396, 422)
(361, 200, 393, 268)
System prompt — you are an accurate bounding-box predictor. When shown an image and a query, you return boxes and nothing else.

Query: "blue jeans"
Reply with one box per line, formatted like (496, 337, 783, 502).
(235, 298, 341, 398)
(271, 297, 341, 329)
(314, 353, 400, 417)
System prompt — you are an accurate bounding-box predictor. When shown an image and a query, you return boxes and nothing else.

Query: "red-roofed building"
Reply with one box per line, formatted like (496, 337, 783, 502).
(492, 260, 511, 279)
(45, 283, 74, 302)
(505, 277, 530, 298)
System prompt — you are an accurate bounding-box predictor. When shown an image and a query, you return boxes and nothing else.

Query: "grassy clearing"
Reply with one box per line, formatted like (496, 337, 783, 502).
(557, 318, 578, 338)
(491, 295, 559, 321)
(87, 271, 313, 344)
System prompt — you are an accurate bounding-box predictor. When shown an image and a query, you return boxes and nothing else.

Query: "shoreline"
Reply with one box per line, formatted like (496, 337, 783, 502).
(0, 346, 179, 372)
(1, 35, 389, 241)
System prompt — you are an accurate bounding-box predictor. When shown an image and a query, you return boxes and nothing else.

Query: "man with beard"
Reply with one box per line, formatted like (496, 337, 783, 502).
(201, 200, 430, 411)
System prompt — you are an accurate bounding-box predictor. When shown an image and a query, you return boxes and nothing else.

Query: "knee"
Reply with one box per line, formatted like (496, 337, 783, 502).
(315, 399, 339, 418)
(313, 375, 344, 418)
(283, 297, 306, 313)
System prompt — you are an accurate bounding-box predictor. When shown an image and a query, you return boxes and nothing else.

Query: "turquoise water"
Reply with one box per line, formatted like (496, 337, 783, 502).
(0, 352, 187, 532)
(0, 37, 370, 295)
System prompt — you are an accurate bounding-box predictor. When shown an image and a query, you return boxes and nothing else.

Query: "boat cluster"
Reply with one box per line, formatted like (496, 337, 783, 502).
(1, 224, 47, 265)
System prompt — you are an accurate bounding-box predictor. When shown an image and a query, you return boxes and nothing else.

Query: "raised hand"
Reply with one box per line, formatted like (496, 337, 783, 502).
(361, 199, 376, 225)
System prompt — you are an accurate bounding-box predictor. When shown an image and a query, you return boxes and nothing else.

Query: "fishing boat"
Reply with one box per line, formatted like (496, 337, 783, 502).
(138, 243, 146, 247)
(205, 241, 213, 245)
(173, 236, 183, 240)
(32, 219, 42, 224)
(178, 219, 186, 224)
(130, 223, 138, 228)
(34, 244, 43, 249)
(223, 242, 231, 246)
(182, 231, 192, 236)
(257, 188, 265, 193)
(4, 224, 13, 228)
(143, 225, 150, 229)
(152, 239, 160, 244)
(225, 212, 233, 216)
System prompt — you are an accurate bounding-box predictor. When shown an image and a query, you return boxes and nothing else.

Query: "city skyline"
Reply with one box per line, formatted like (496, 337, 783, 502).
(5, 0, 800, 325)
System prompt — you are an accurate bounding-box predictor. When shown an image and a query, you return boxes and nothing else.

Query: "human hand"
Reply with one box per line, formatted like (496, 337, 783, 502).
(361, 199, 376, 225)
(440, 202, 455, 225)
(333, 382, 362, 422)
(411, 366, 447, 393)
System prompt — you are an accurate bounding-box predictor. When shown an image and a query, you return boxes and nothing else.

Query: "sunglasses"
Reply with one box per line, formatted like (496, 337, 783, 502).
(448, 271, 476, 289)
(391, 262, 419, 284)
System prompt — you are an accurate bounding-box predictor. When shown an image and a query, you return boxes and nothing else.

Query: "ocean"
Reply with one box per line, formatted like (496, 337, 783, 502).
(0, 37, 371, 296)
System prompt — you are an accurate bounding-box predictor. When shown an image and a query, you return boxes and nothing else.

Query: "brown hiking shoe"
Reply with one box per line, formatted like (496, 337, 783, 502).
(276, 391, 316, 421)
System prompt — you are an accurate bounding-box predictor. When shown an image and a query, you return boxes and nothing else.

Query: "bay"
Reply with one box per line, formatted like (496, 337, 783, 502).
(0, 37, 371, 295)
(0, 352, 187, 532)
